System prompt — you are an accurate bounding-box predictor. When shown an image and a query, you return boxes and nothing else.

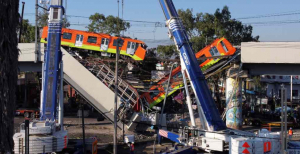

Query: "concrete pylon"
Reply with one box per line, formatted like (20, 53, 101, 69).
(225, 77, 243, 129)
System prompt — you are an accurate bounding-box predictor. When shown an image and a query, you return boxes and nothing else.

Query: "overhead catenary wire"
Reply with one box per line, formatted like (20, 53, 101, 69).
(25, 11, 300, 28)
(236, 10, 300, 20)
(24, 8, 300, 23)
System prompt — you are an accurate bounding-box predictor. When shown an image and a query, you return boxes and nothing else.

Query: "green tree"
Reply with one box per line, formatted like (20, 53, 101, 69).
(157, 45, 177, 58)
(159, 6, 259, 58)
(19, 19, 35, 43)
(38, 7, 49, 28)
(0, 0, 20, 152)
(178, 9, 195, 37)
(87, 13, 130, 35)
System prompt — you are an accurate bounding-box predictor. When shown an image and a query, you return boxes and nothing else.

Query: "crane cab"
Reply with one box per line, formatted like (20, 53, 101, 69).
(49, 0, 63, 23)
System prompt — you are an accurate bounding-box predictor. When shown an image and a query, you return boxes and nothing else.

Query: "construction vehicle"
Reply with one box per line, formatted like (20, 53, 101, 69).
(13, 1, 68, 153)
(157, 0, 300, 153)
(15, 108, 39, 118)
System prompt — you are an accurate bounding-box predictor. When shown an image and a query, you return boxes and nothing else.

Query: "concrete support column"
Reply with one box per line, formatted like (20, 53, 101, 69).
(226, 77, 243, 129)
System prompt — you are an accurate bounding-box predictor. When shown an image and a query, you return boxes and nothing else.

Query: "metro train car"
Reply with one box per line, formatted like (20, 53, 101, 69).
(140, 38, 236, 108)
(41, 27, 147, 61)
(196, 37, 236, 71)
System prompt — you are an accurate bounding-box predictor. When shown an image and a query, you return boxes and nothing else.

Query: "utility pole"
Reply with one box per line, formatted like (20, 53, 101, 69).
(114, 1, 121, 154)
(281, 85, 287, 153)
(64, 0, 67, 28)
(113, 39, 120, 154)
(25, 120, 29, 154)
(291, 75, 293, 108)
(35, 0, 38, 63)
(65, 0, 67, 16)
(19, 2, 25, 43)
(81, 102, 86, 154)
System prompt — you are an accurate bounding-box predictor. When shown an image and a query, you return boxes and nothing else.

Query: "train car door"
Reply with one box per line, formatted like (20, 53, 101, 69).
(75, 34, 84, 47)
(100, 38, 109, 51)
(127, 42, 136, 55)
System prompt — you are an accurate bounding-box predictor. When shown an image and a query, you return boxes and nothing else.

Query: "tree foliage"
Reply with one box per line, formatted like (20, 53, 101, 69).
(0, 0, 20, 152)
(87, 13, 130, 35)
(146, 48, 157, 58)
(157, 45, 177, 58)
(19, 19, 35, 43)
(159, 6, 259, 58)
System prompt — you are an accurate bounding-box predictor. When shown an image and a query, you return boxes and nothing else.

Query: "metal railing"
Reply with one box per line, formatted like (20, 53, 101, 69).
(69, 52, 139, 118)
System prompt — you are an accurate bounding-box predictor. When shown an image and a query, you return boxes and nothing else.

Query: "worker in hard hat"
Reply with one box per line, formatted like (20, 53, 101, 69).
(289, 127, 293, 140)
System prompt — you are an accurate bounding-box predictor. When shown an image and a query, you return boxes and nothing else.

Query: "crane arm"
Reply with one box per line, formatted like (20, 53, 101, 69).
(159, 0, 226, 131)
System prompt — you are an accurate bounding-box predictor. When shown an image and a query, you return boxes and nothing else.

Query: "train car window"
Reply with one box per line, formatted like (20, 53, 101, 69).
(80, 36, 83, 41)
(127, 42, 132, 48)
(87, 36, 97, 44)
(131, 43, 136, 49)
(198, 55, 206, 64)
(76, 35, 79, 41)
(212, 47, 219, 55)
(101, 38, 109, 45)
(62, 33, 72, 40)
(53, 8, 59, 19)
(220, 41, 229, 53)
(209, 48, 215, 56)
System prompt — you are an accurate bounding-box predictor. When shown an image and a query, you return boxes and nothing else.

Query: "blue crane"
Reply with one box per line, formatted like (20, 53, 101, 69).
(159, 0, 226, 131)
(40, 2, 64, 121)
(13, 1, 68, 154)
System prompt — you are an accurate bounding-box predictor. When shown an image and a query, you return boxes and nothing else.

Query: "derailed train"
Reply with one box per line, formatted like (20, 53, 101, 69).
(140, 38, 237, 108)
(41, 26, 148, 61)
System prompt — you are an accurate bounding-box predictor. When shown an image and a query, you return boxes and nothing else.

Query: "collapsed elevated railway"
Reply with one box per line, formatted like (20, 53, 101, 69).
(14, 0, 300, 153)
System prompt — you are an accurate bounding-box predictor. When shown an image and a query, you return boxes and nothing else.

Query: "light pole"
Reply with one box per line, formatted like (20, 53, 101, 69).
(35, 0, 38, 63)
(158, 62, 177, 144)
(291, 75, 293, 108)
(113, 37, 124, 154)
(19, 2, 25, 43)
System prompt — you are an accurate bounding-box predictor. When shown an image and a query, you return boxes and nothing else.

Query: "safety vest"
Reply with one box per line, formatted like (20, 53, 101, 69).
(289, 129, 293, 135)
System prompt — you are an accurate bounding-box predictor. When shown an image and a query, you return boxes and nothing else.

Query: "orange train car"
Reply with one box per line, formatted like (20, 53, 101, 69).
(196, 37, 236, 70)
(41, 27, 147, 61)
(140, 38, 236, 108)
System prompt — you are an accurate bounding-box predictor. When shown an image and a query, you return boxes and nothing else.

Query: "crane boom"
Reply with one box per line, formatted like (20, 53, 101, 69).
(40, 2, 64, 120)
(159, 0, 226, 131)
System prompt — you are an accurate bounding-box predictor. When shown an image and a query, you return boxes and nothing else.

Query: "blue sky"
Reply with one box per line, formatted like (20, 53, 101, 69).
(20, 0, 300, 48)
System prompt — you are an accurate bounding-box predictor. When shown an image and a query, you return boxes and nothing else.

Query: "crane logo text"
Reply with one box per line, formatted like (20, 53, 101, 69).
(183, 52, 190, 66)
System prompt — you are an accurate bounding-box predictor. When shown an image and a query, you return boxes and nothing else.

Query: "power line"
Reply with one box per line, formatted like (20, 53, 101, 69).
(25, 10, 300, 26)
(236, 11, 300, 20)
(25, 9, 300, 23)
(244, 19, 300, 24)
(24, 8, 300, 29)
